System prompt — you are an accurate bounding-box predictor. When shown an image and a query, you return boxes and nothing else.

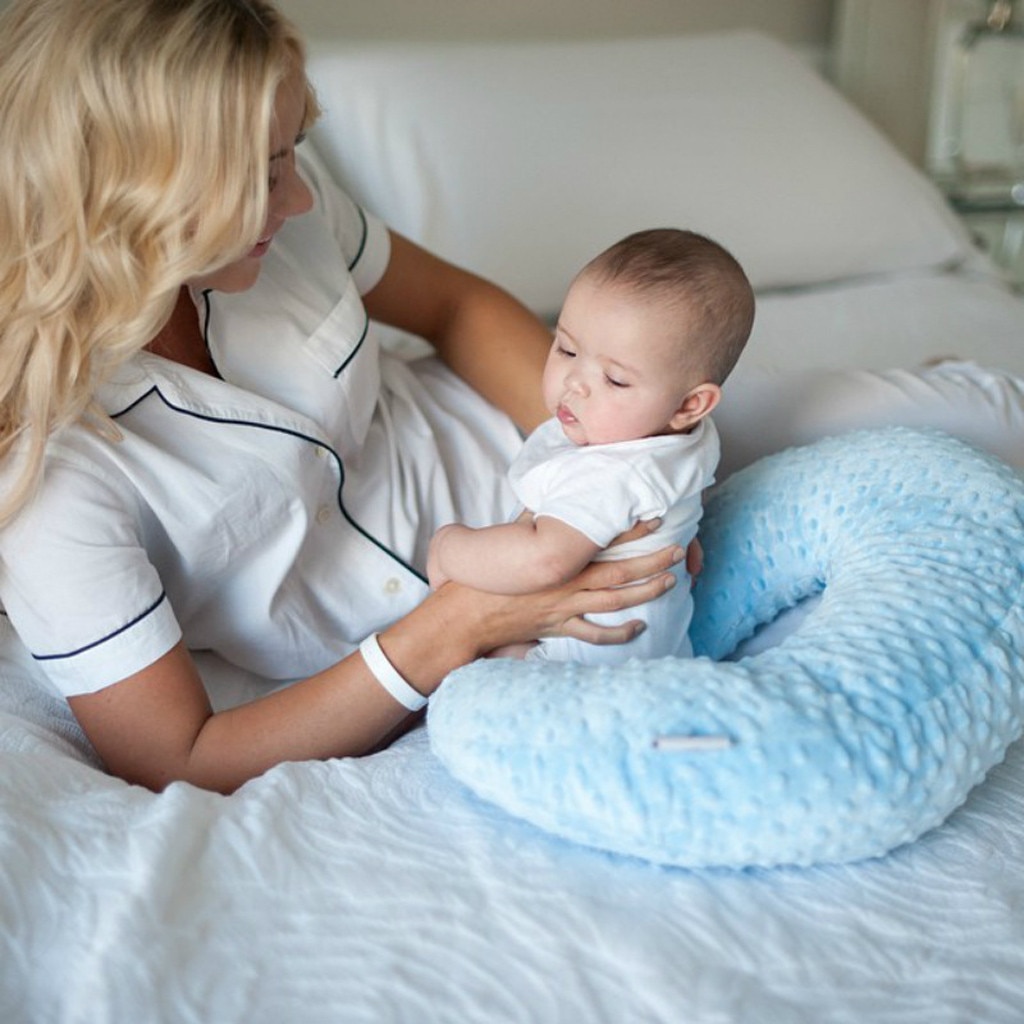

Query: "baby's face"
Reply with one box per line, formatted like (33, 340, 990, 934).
(542, 275, 699, 446)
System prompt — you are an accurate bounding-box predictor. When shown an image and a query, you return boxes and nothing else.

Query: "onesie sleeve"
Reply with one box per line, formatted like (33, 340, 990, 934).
(525, 454, 674, 549)
(0, 458, 182, 697)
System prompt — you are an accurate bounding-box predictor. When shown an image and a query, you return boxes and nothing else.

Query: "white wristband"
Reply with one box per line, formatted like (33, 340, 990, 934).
(358, 633, 428, 712)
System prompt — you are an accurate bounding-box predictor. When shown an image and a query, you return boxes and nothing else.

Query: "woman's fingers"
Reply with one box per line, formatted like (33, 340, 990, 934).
(606, 517, 662, 548)
(553, 544, 683, 643)
(535, 545, 682, 641)
(686, 537, 704, 580)
(573, 568, 676, 619)
(577, 544, 684, 593)
(558, 614, 647, 646)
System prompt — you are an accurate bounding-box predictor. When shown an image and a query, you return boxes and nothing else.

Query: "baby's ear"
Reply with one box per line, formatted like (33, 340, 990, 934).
(669, 383, 721, 432)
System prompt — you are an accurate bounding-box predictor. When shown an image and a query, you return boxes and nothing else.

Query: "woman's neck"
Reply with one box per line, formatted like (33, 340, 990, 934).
(146, 287, 220, 377)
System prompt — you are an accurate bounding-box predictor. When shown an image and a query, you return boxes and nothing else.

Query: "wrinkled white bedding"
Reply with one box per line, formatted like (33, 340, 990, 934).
(0, 620, 1021, 1024)
(748, 265, 1024, 376)
(2, 628, 1022, 1024)
(717, 269, 1024, 479)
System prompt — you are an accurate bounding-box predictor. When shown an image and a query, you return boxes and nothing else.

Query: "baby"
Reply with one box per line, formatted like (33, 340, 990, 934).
(428, 228, 754, 663)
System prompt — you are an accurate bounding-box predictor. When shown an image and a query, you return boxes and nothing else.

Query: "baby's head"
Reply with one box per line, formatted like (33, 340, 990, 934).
(544, 228, 754, 446)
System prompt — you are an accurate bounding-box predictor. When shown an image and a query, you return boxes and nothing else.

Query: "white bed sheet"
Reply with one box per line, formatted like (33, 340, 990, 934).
(1, 630, 1022, 1024)
(716, 266, 1024, 479)
(747, 264, 1024, 376)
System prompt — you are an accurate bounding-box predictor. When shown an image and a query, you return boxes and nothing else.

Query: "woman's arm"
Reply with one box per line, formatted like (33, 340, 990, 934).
(362, 231, 552, 433)
(68, 542, 683, 794)
(428, 517, 600, 595)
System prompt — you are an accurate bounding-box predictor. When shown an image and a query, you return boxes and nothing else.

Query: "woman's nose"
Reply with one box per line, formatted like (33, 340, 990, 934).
(274, 164, 314, 222)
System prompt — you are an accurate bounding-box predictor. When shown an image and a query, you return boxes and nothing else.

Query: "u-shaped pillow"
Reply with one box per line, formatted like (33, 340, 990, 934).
(428, 428, 1024, 869)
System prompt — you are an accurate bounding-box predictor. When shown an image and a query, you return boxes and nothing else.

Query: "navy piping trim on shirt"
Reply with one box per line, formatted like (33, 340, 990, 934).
(333, 314, 370, 378)
(33, 592, 169, 662)
(199, 289, 225, 378)
(332, 207, 371, 375)
(197, 271, 367, 382)
(348, 207, 369, 271)
(112, 385, 425, 584)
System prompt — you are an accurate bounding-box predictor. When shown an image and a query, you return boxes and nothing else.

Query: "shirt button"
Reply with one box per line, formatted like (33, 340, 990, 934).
(314, 446, 327, 458)
(383, 577, 402, 594)
(316, 505, 332, 525)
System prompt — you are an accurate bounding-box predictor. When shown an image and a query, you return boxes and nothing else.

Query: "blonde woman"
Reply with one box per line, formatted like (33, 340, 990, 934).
(0, 0, 684, 793)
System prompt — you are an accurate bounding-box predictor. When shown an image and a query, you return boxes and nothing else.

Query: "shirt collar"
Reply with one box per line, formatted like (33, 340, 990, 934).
(94, 286, 209, 415)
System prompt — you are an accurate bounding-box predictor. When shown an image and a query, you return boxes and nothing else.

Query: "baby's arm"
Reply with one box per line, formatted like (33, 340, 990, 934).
(428, 512, 602, 595)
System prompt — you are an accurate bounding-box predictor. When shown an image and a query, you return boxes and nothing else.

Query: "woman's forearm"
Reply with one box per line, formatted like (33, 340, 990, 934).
(69, 543, 683, 794)
(432, 281, 551, 433)
(70, 640, 420, 795)
(71, 581, 537, 795)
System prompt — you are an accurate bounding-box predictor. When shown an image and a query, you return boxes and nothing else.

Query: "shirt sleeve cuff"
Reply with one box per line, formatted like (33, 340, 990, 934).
(35, 594, 183, 698)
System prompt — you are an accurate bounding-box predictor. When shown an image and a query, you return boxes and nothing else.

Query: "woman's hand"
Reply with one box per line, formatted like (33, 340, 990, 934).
(519, 543, 685, 648)
(607, 517, 703, 584)
(410, 539, 685, 660)
(685, 536, 703, 582)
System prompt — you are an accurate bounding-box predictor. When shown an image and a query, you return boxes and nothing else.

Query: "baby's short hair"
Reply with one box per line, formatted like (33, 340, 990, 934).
(582, 228, 755, 385)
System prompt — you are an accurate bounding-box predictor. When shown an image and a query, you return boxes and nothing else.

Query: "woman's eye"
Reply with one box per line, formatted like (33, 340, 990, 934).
(268, 175, 280, 193)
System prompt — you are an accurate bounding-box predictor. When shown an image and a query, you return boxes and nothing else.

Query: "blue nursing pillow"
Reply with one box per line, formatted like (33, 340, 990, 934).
(428, 428, 1024, 869)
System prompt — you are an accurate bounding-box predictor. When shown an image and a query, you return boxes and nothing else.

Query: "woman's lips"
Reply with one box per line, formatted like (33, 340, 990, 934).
(247, 235, 273, 258)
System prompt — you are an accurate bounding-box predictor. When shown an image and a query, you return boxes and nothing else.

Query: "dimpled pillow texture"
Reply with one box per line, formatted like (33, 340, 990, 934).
(427, 428, 1024, 869)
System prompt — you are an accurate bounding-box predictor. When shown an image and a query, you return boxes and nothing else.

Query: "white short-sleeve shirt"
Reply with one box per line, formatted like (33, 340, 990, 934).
(0, 148, 521, 697)
(509, 416, 719, 664)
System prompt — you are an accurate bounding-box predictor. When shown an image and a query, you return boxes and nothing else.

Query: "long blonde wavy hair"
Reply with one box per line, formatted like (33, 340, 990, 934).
(0, 0, 318, 525)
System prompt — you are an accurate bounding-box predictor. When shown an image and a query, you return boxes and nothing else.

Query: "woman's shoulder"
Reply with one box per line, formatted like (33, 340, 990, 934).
(295, 146, 391, 292)
(0, 428, 144, 593)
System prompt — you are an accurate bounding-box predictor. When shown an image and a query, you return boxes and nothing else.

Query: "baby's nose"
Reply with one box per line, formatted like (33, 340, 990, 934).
(566, 371, 588, 395)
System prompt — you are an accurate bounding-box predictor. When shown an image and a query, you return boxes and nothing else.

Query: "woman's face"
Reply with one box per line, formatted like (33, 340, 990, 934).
(191, 65, 314, 293)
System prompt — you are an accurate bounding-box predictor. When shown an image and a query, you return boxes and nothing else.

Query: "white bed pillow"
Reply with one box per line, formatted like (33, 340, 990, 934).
(306, 32, 972, 317)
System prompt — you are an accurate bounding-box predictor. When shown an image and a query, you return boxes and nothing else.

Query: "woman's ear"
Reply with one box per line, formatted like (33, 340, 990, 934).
(668, 383, 721, 432)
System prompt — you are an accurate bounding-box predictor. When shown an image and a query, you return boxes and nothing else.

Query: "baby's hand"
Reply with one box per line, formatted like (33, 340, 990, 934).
(426, 523, 462, 590)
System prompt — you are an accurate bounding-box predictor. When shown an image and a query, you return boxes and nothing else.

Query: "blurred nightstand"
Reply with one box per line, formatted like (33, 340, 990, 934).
(938, 178, 1024, 291)
(926, 1, 1024, 290)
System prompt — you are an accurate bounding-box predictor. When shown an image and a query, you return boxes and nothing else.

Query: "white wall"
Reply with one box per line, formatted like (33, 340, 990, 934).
(276, 0, 833, 48)
(832, 0, 941, 165)
(833, 0, 1019, 169)
(0, 1, 834, 63)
